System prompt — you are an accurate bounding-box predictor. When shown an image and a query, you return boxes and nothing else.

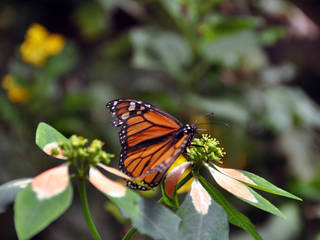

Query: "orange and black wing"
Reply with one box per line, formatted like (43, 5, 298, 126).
(124, 132, 191, 190)
(106, 99, 182, 147)
(106, 99, 194, 190)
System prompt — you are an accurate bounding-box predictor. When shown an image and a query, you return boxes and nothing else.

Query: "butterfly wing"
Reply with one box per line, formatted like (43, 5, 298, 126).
(106, 99, 194, 190)
(123, 133, 191, 190)
(107, 99, 182, 147)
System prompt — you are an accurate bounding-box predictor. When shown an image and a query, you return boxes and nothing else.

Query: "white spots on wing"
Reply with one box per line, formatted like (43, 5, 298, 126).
(121, 112, 130, 120)
(113, 119, 124, 126)
(128, 105, 135, 111)
(127, 180, 148, 191)
(113, 101, 118, 106)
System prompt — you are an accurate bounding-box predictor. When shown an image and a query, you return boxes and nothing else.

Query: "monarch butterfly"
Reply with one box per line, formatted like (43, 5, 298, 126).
(106, 99, 197, 190)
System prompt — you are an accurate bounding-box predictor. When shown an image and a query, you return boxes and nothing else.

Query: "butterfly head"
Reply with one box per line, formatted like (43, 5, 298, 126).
(183, 123, 197, 134)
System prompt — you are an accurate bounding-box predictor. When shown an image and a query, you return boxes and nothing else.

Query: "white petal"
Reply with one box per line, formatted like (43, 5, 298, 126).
(43, 142, 67, 160)
(98, 163, 132, 181)
(190, 179, 211, 215)
(215, 166, 256, 185)
(32, 164, 69, 199)
(209, 167, 257, 203)
(89, 167, 126, 198)
(165, 162, 191, 198)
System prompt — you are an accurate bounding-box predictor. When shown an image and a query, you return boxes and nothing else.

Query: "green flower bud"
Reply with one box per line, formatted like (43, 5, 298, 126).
(70, 135, 88, 147)
(51, 148, 59, 156)
(187, 134, 225, 164)
(88, 139, 104, 153)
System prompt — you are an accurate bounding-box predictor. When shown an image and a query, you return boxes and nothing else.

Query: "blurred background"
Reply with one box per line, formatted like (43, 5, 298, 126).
(0, 0, 319, 239)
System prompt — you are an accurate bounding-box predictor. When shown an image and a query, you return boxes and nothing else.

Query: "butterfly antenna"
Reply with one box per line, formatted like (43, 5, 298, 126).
(194, 112, 214, 126)
(197, 121, 230, 128)
(197, 128, 209, 132)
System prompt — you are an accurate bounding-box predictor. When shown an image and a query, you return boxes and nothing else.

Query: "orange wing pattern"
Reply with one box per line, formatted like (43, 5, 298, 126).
(106, 99, 196, 190)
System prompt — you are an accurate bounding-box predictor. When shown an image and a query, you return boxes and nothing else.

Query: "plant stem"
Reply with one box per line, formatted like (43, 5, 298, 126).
(78, 179, 102, 240)
(122, 227, 137, 240)
(175, 171, 193, 190)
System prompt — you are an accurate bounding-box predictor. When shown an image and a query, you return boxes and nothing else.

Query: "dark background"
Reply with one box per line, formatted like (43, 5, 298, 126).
(0, 0, 319, 239)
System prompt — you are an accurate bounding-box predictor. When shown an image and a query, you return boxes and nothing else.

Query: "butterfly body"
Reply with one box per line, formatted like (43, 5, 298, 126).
(106, 99, 197, 190)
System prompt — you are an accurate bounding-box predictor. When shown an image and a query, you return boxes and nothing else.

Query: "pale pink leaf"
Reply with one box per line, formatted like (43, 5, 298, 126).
(209, 167, 257, 203)
(215, 166, 256, 185)
(164, 162, 191, 198)
(32, 164, 69, 199)
(98, 163, 132, 181)
(190, 179, 211, 215)
(89, 167, 126, 198)
(43, 142, 67, 160)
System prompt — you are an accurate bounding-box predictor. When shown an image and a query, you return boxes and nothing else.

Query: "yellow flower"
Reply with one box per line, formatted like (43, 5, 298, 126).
(167, 155, 193, 194)
(2, 74, 30, 103)
(20, 23, 65, 67)
(45, 34, 65, 55)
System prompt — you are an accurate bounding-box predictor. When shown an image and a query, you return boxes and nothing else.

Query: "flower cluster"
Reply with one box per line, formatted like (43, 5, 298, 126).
(166, 134, 226, 195)
(164, 134, 259, 213)
(20, 23, 65, 67)
(1, 74, 30, 103)
(36, 129, 133, 200)
(187, 134, 225, 165)
(58, 135, 113, 167)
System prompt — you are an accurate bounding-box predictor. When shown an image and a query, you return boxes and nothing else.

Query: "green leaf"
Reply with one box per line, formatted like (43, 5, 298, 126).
(201, 15, 262, 40)
(160, 0, 184, 20)
(73, 1, 107, 40)
(160, 0, 197, 24)
(45, 43, 79, 78)
(35, 122, 68, 149)
(14, 183, 73, 239)
(0, 179, 32, 213)
(240, 187, 285, 218)
(186, 94, 249, 124)
(199, 176, 262, 240)
(108, 189, 181, 240)
(130, 28, 192, 77)
(200, 31, 259, 66)
(260, 27, 287, 46)
(160, 179, 179, 208)
(177, 194, 229, 240)
(208, 167, 286, 218)
(0, 94, 22, 128)
(239, 170, 302, 201)
(263, 87, 320, 131)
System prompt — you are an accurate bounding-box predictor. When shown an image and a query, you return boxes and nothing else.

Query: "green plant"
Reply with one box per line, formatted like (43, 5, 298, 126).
(0, 122, 301, 239)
